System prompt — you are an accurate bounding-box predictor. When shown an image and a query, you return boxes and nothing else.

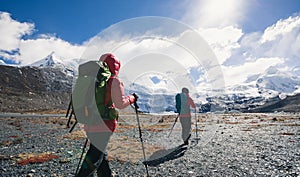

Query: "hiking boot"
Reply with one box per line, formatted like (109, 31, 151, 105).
(183, 133, 191, 145)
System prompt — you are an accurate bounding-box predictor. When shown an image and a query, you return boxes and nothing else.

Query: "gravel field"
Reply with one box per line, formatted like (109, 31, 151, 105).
(0, 113, 299, 177)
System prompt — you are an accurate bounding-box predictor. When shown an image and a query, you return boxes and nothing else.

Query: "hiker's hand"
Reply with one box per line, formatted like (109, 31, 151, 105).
(132, 93, 138, 102)
(128, 95, 135, 104)
(128, 93, 138, 104)
(132, 93, 139, 109)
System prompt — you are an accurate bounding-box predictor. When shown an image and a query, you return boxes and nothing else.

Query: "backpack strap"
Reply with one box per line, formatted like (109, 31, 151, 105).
(104, 76, 116, 107)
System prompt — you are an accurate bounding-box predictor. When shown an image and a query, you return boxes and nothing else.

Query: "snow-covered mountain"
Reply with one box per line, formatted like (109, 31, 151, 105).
(128, 64, 300, 113)
(227, 67, 299, 99)
(125, 86, 177, 113)
(256, 66, 300, 97)
(30, 52, 65, 68)
(23, 52, 300, 113)
(216, 65, 300, 112)
(29, 52, 79, 77)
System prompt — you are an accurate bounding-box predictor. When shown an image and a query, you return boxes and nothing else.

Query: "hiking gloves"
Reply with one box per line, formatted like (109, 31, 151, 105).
(132, 93, 139, 109)
(132, 93, 138, 101)
(128, 93, 138, 105)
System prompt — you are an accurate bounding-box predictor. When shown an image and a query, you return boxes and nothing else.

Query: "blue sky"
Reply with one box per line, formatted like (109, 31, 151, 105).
(1, 0, 300, 91)
(1, 0, 299, 44)
(1, 0, 179, 44)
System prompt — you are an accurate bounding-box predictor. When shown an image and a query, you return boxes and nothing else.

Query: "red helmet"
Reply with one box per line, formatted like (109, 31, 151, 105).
(99, 53, 121, 75)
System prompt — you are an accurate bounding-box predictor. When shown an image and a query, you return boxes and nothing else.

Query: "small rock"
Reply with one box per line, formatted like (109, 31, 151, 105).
(26, 173, 34, 177)
(59, 158, 72, 163)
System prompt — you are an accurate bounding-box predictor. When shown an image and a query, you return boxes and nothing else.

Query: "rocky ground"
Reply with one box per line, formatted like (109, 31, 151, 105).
(0, 92, 70, 113)
(0, 112, 299, 177)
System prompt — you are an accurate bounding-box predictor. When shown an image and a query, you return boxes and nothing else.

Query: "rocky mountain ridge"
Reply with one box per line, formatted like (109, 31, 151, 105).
(0, 65, 72, 112)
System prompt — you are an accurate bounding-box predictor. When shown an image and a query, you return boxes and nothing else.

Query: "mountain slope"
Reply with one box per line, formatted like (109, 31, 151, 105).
(250, 93, 300, 113)
(255, 66, 300, 97)
(0, 65, 72, 112)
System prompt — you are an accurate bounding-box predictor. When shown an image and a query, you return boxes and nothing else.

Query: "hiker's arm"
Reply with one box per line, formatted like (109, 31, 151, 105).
(111, 78, 135, 109)
(188, 97, 196, 108)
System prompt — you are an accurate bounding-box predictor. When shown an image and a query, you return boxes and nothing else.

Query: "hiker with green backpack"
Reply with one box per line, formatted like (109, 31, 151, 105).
(175, 87, 196, 145)
(73, 53, 137, 177)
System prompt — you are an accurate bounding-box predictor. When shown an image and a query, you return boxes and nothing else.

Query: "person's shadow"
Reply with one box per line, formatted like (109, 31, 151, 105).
(143, 144, 188, 166)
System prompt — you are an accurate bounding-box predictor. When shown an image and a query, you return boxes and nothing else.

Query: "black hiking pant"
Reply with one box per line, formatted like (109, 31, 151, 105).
(75, 132, 113, 177)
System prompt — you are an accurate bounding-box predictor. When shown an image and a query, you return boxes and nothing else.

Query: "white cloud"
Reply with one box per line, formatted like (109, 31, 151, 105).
(261, 16, 300, 43)
(83, 14, 300, 94)
(19, 35, 85, 65)
(1, 8, 299, 95)
(262, 16, 300, 63)
(0, 12, 85, 65)
(220, 14, 300, 89)
(0, 12, 34, 51)
(198, 26, 243, 64)
(222, 57, 284, 86)
(181, 0, 250, 28)
(228, 15, 300, 68)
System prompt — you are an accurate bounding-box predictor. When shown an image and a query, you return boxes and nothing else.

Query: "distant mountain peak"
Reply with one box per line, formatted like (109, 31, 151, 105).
(30, 52, 64, 68)
(28, 52, 80, 77)
(265, 66, 280, 75)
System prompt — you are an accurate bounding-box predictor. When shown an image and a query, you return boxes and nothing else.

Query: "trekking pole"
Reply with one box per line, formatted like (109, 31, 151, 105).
(66, 98, 73, 128)
(132, 93, 149, 177)
(194, 108, 199, 144)
(69, 115, 78, 133)
(66, 97, 72, 118)
(167, 113, 179, 138)
(75, 138, 88, 176)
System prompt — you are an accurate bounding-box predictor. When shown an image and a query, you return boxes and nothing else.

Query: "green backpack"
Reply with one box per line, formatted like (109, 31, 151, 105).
(71, 60, 119, 125)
